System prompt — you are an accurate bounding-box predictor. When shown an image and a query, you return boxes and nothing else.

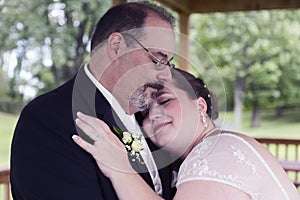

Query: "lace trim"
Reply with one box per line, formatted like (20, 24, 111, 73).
(179, 158, 241, 185)
(177, 157, 260, 199)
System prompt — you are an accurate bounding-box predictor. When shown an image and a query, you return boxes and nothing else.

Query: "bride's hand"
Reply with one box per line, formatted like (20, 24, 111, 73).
(72, 112, 135, 178)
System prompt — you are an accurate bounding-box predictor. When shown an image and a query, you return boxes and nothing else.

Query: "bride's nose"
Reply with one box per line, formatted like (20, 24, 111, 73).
(149, 104, 164, 121)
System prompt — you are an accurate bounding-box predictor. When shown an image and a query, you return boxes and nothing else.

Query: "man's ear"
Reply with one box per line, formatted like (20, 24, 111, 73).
(107, 32, 126, 60)
(196, 97, 207, 113)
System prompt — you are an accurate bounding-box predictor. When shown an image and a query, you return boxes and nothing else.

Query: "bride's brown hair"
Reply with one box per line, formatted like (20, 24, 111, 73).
(171, 68, 218, 120)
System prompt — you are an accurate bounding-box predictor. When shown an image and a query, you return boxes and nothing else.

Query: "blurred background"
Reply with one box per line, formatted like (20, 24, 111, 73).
(1, 0, 300, 198)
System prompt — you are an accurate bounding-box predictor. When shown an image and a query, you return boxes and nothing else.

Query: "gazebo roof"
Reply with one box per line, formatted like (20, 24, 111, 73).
(156, 0, 300, 14)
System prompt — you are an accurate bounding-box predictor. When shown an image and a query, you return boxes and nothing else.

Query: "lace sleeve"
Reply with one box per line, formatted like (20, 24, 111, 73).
(176, 133, 291, 200)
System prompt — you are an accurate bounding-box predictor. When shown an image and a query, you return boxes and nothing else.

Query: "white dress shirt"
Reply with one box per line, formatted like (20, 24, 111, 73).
(84, 65, 162, 195)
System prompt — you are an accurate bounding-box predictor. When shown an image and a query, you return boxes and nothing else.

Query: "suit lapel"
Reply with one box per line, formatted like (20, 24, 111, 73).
(72, 66, 99, 144)
(95, 93, 154, 190)
(73, 66, 155, 193)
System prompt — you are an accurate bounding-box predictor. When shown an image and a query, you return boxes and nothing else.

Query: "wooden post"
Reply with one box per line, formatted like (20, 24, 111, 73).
(178, 11, 190, 71)
(0, 167, 10, 200)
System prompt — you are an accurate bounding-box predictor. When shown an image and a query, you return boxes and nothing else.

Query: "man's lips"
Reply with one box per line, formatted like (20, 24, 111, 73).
(153, 121, 172, 134)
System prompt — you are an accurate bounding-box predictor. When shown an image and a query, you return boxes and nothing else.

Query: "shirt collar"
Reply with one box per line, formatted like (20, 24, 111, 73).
(83, 65, 138, 131)
(84, 64, 113, 106)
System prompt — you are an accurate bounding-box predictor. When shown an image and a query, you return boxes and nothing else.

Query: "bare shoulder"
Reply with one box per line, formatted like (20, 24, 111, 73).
(174, 180, 251, 200)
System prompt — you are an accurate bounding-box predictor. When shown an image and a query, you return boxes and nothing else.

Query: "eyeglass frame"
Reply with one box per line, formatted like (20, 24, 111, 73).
(122, 33, 175, 70)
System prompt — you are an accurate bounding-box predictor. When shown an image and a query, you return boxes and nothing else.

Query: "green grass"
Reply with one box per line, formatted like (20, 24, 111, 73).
(220, 107, 300, 139)
(0, 112, 18, 167)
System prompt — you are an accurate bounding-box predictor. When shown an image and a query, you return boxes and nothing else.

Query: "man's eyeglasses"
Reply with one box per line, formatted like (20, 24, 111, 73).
(123, 33, 175, 70)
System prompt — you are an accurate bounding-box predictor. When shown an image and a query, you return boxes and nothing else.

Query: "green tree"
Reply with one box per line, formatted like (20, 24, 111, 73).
(0, 0, 110, 102)
(0, 68, 9, 98)
(193, 10, 300, 129)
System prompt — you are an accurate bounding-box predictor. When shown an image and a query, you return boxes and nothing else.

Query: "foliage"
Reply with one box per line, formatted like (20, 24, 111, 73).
(1, 1, 300, 125)
(0, 0, 110, 102)
(0, 68, 23, 113)
(192, 10, 300, 128)
(0, 68, 9, 98)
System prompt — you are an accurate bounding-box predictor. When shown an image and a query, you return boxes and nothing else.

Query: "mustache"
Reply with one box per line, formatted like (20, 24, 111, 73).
(129, 81, 164, 111)
(143, 82, 164, 91)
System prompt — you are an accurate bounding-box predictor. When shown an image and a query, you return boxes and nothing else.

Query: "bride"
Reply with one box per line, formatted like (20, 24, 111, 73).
(73, 68, 300, 199)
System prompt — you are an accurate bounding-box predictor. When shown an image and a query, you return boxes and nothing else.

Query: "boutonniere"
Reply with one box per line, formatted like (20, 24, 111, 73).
(113, 126, 144, 164)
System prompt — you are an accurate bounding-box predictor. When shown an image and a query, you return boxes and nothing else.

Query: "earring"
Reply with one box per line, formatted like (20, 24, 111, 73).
(201, 112, 208, 128)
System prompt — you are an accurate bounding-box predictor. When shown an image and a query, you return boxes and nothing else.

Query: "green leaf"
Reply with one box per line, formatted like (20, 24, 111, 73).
(112, 126, 123, 138)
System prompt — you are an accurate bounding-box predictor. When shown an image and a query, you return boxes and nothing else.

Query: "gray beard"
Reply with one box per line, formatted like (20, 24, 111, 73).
(129, 81, 164, 111)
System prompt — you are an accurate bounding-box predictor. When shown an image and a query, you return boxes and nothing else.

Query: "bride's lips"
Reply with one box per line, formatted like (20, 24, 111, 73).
(153, 121, 172, 134)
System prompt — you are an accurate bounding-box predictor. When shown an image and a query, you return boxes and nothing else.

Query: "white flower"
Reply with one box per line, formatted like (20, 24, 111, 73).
(112, 126, 144, 164)
(122, 131, 133, 144)
(131, 140, 143, 152)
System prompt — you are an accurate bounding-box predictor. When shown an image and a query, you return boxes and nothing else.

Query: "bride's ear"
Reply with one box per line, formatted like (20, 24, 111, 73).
(196, 97, 207, 114)
(107, 32, 126, 60)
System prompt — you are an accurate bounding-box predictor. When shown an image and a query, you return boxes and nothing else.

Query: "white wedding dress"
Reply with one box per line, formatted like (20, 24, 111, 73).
(176, 132, 300, 200)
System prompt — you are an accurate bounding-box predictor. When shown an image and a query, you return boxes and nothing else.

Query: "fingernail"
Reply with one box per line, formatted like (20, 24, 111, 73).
(72, 135, 79, 140)
(77, 112, 82, 117)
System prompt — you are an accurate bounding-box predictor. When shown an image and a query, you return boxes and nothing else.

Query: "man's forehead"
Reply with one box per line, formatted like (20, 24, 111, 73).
(141, 27, 175, 52)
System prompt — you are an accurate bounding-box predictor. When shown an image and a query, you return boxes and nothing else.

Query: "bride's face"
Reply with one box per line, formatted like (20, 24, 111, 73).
(142, 80, 202, 156)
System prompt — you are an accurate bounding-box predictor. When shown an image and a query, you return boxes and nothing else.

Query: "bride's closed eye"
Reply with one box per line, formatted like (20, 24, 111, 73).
(157, 94, 175, 106)
(158, 98, 170, 105)
(141, 97, 173, 119)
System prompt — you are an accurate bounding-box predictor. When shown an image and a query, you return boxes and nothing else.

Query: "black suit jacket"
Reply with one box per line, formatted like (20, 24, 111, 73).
(10, 67, 175, 200)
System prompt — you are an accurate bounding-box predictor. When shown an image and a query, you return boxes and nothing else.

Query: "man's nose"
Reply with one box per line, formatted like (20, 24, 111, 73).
(157, 67, 172, 82)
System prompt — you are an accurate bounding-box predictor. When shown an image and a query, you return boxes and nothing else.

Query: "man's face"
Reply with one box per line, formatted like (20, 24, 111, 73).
(112, 19, 176, 112)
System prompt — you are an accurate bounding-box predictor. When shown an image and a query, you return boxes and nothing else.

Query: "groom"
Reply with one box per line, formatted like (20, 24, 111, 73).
(10, 2, 176, 200)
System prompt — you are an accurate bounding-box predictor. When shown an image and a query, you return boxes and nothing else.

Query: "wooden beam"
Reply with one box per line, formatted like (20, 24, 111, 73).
(112, 0, 127, 6)
(189, 0, 300, 13)
(156, 0, 300, 14)
(155, 0, 191, 13)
